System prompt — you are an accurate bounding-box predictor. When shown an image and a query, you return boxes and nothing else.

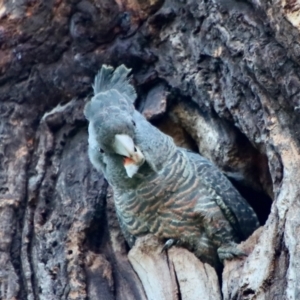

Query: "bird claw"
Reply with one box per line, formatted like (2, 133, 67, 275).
(161, 239, 176, 253)
(217, 243, 247, 262)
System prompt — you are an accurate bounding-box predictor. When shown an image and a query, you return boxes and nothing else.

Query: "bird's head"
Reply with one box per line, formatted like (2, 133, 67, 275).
(84, 64, 147, 178)
(85, 91, 145, 178)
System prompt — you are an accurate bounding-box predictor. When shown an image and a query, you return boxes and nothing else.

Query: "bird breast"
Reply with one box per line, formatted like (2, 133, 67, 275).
(114, 151, 204, 239)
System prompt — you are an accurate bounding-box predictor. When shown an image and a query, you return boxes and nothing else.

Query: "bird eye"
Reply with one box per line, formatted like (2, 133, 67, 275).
(99, 148, 104, 153)
(132, 120, 136, 126)
(134, 146, 137, 152)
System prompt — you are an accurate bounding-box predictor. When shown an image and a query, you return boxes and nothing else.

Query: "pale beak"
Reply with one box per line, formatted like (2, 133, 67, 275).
(113, 134, 145, 177)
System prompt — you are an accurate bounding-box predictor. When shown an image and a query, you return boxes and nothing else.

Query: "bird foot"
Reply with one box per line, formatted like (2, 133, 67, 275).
(217, 243, 247, 262)
(161, 239, 176, 252)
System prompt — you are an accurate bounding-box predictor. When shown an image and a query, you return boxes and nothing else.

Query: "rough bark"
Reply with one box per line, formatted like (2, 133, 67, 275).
(1, 0, 300, 299)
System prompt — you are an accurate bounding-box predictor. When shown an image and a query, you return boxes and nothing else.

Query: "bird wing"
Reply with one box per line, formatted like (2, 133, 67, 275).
(182, 149, 259, 240)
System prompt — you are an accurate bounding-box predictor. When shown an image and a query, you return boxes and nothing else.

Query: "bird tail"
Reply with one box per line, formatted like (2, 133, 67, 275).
(93, 65, 137, 103)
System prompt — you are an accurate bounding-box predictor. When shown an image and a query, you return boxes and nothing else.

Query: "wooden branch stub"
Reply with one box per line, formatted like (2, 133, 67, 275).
(128, 235, 221, 300)
(168, 247, 221, 300)
(128, 235, 178, 300)
(142, 84, 168, 121)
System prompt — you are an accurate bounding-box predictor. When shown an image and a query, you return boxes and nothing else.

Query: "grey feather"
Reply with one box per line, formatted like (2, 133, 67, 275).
(92, 64, 137, 103)
(92, 64, 114, 95)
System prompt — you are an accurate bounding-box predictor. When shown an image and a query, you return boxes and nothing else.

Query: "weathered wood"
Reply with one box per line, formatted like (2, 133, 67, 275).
(128, 235, 178, 300)
(128, 235, 221, 300)
(1, 0, 300, 299)
(222, 227, 264, 299)
(168, 247, 221, 300)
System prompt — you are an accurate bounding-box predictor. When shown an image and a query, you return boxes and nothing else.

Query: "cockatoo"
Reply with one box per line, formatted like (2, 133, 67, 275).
(84, 65, 259, 268)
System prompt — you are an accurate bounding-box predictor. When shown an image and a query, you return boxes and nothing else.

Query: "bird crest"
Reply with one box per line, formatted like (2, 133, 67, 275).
(92, 64, 137, 103)
(84, 64, 136, 121)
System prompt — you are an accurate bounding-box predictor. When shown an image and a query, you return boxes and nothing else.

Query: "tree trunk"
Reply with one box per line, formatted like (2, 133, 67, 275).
(1, 0, 299, 299)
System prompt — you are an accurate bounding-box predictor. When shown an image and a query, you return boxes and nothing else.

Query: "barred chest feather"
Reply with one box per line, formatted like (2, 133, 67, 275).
(113, 150, 219, 262)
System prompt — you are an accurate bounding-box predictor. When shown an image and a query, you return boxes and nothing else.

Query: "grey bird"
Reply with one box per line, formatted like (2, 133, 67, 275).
(84, 65, 260, 268)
